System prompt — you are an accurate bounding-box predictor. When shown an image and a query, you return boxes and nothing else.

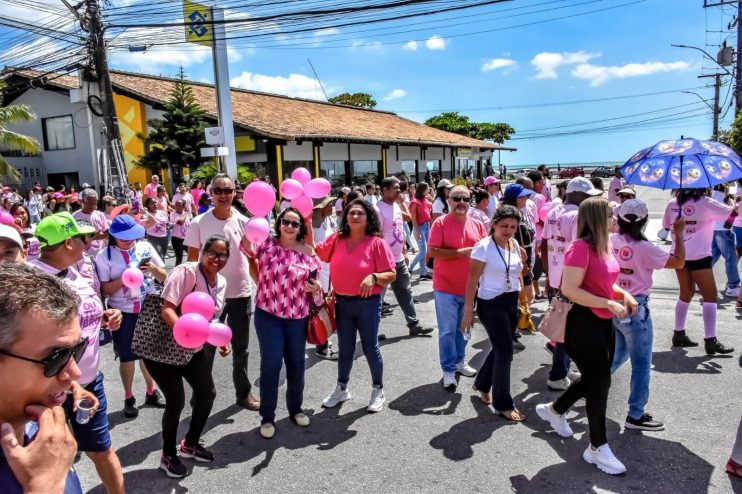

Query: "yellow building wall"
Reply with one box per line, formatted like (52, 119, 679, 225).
(113, 93, 149, 185)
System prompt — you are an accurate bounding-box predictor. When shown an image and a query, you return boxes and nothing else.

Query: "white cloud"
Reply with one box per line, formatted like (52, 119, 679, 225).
(384, 89, 406, 101)
(348, 40, 383, 51)
(571, 61, 690, 86)
(425, 35, 447, 50)
(403, 41, 419, 51)
(530, 51, 597, 79)
(314, 28, 340, 37)
(481, 58, 517, 73)
(111, 44, 211, 72)
(230, 71, 337, 99)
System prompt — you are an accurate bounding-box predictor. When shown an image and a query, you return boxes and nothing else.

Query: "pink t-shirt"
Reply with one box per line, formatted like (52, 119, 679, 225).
(28, 259, 104, 386)
(315, 234, 395, 296)
(145, 210, 169, 238)
(610, 233, 669, 296)
(428, 214, 487, 296)
(144, 182, 159, 199)
(191, 188, 205, 206)
(563, 239, 619, 319)
(542, 203, 579, 288)
(72, 209, 110, 255)
(410, 197, 432, 225)
(468, 207, 490, 233)
(662, 196, 732, 260)
(161, 262, 227, 319)
(530, 193, 547, 240)
(520, 199, 538, 245)
(170, 210, 191, 239)
(375, 201, 405, 262)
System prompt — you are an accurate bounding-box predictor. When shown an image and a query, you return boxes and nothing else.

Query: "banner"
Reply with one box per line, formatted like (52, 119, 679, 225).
(183, 0, 212, 47)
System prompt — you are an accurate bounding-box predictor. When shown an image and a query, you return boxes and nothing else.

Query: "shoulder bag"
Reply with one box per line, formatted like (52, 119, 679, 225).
(307, 243, 337, 346)
(538, 247, 589, 343)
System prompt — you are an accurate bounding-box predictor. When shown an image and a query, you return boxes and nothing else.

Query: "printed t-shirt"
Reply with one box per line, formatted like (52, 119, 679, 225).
(170, 210, 191, 239)
(662, 196, 732, 260)
(428, 214, 487, 296)
(563, 239, 619, 319)
(172, 192, 194, 211)
(610, 233, 669, 296)
(94, 241, 164, 313)
(315, 234, 395, 296)
(410, 197, 432, 225)
(72, 209, 110, 255)
(375, 201, 405, 263)
(542, 203, 579, 288)
(145, 210, 169, 238)
(161, 262, 227, 319)
(471, 237, 522, 299)
(184, 208, 251, 299)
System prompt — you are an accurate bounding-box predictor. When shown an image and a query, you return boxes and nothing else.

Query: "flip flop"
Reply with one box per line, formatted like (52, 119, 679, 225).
(495, 409, 526, 422)
(471, 384, 492, 405)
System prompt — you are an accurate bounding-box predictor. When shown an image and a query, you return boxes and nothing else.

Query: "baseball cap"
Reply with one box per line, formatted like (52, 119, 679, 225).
(483, 176, 500, 186)
(618, 199, 648, 221)
(109, 214, 145, 241)
(35, 212, 95, 247)
(617, 186, 636, 196)
(504, 183, 534, 200)
(81, 183, 91, 189)
(437, 179, 454, 189)
(566, 176, 602, 196)
(341, 187, 351, 195)
(0, 224, 23, 249)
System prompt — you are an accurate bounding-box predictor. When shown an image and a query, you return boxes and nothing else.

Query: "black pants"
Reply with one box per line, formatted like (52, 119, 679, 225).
(146, 234, 169, 259)
(553, 303, 615, 447)
(143, 350, 216, 457)
(204, 296, 252, 401)
(171, 236, 185, 266)
(473, 291, 519, 411)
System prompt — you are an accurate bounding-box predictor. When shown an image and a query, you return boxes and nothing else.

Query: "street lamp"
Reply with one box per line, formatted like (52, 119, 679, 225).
(670, 44, 733, 76)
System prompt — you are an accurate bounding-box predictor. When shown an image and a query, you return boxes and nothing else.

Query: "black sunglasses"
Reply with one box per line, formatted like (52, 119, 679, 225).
(0, 337, 88, 377)
(450, 196, 470, 203)
(211, 187, 235, 196)
(281, 218, 301, 229)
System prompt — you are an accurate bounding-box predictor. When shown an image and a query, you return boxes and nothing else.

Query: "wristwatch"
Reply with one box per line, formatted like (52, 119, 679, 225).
(371, 273, 378, 285)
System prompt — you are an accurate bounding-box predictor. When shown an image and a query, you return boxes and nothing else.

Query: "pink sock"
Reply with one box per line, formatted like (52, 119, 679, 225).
(674, 300, 690, 332)
(702, 302, 717, 339)
(146, 387, 157, 396)
(124, 392, 134, 400)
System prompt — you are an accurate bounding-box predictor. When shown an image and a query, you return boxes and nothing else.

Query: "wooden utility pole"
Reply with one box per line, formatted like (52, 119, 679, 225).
(698, 73, 723, 139)
(704, 0, 742, 116)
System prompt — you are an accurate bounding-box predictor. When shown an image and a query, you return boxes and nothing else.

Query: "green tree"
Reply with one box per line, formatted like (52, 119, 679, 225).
(719, 111, 742, 155)
(0, 80, 40, 181)
(328, 92, 377, 109)
(136, 67, 207, 181)
(471, 122, 515, 144)
(425, 112, 515, 143)
(190, 163, 255, 185)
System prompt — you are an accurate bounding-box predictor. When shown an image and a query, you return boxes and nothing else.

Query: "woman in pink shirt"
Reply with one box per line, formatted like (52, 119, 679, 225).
(409, 182, 433, 279)
(169, 199, 190, 266)
(142, 197, 170, 259)
(314, 199, 396, 414)
(662, 188, 735, 354)
(536, 197, 638, 476)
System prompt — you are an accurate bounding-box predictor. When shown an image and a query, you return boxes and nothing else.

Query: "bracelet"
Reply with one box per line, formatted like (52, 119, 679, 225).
(371, 273, 378, 285)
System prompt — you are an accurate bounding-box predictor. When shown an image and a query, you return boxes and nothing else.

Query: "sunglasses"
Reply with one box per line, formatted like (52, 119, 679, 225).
(0, 337, 88, 377)
(281, 218, 302, 229)
(618, 194, 634, 200)
(75, 233, 93, 243)
(450, 196, 470, 203)
(205, 250, 229, 261)
(211, 187, 235, 196)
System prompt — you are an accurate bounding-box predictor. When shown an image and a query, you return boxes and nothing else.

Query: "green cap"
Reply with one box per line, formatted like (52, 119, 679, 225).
(35, 212, 96, 247)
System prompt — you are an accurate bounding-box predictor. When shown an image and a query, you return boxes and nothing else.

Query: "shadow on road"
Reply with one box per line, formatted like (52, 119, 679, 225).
(652, 348, 732, 374)
(388, 381, 462, 416)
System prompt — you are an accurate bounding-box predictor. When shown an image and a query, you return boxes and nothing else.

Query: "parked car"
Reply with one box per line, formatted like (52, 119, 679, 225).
(558, 167, 585, 179)
(591, 166, 614, 178)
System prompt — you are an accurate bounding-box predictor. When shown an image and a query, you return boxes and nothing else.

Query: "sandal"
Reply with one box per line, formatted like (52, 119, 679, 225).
(495, 409, 526, 422)
(471, 384, 492, 405)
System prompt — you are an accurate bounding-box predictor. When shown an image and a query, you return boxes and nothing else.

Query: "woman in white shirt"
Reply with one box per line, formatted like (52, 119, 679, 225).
(431, 181, 452, 222)
(461, 205, 526, 421)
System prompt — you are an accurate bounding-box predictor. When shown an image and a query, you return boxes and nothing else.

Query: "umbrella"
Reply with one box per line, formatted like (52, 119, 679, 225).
(620, 137, 742, 190)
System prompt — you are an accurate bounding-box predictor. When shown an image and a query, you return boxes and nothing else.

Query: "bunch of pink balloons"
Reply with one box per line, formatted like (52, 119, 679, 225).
(278, 168, 331, 218)
(241, 180, 275, 244)
(172, 292, 233, 348)
(121, 266, 144, 289)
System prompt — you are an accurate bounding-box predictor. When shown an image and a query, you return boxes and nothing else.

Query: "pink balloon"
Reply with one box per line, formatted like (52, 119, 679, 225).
(206, 322, 232, 346)
(173, 313, 210, 349)
(279, 179, 304, 200)
(245, 217, 270, 243)
(121, 267, 144, 289)
(291, 194, 313, 218)
(181, 292, 216, 320)
(304, 178, 331, 199)
(243, 181, 276, 218)
(291, 167, 312, 185)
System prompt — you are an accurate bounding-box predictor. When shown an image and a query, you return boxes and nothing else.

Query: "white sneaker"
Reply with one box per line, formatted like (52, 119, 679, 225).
(367, 387, 385, 413)
(260, 423, 275, 439)
(455, 361, 477, 377)
(547, 377, 571, 391)
(583, 443, 627, 475)
(322, 385, 351, 408)
(726, 286, 740, 298)
(535, 403, 573, 438)
(567, 370, 581, 382)
(442, 371, 457, 390)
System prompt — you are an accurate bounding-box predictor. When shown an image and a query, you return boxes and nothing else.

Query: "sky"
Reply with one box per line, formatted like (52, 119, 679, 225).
(1, 0, 738, 166)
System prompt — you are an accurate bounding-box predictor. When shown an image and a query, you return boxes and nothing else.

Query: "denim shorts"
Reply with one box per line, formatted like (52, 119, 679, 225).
(112, 312, 140, 362)
(63, 372, 111, 452)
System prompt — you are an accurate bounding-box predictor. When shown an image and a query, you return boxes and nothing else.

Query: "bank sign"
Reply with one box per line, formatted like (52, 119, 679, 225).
(183, 0, 212, 47)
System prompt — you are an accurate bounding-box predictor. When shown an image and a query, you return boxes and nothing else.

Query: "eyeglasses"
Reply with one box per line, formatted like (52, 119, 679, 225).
(205, 250, 229, 262)
(211, 187, 235, 196)
(281, 218, 302, 229)
(0, 337, 88, 377)
(618, 194, 634, 200)
(450, 196, 470, 203)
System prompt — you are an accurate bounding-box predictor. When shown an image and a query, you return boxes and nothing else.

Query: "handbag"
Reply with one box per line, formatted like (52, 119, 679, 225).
(307, 290, 337, 346)
(537, 248, 588, 343)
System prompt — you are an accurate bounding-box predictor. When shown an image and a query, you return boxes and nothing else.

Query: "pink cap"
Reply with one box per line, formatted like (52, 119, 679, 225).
(483, 176, 500, 186)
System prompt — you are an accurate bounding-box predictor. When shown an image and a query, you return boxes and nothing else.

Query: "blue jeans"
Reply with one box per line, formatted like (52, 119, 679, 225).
(434, 291, 468, 372)
(336, 294, 383, 388)
(549, 342, 572, 381)
(611, 294, 652, 420)
(410, 222, 430, 275)
(711, 229, 740, 289)
(254, 308, 308, 424)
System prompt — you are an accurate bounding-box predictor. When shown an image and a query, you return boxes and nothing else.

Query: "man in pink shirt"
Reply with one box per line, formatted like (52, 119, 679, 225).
(72, 189, 110, 256)
(143, 175, 161, 200)
(428, 185, 487, 390)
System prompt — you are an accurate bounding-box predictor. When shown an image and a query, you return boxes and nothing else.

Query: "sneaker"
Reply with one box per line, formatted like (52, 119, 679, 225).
(543, 341, 556, 356)
(726, 286, 741, 298)
(419, 273, 433, 280)
(322, 385, 351, 408)
(381, 307, 393, 317)
(583, 443, 626, 475)
(159, 453, 187, 478)
(382, 301, 391, 308)
(145, 389, 166, 408)
(367, 387, 385, 413)
(672, 331, 698, 347)
(442, 371, 457, 390)
(315, 345, 339, 360)
(455, 362, 477, 377)
(567, 370, 581, 382)
(408, 324, 434, 336)
(535, 403, 573, 437)
(236, 393, 260, 411)
(260, 423, 275, 439)
(547, 377, 571, 391)
(179, 440, 214, 462)
(292, 412, 310, 427)
(124, 397, 138, 418)
(625, 413, 665, 431)
(704, 337, 734, 355)
(727, 457, 742, 478)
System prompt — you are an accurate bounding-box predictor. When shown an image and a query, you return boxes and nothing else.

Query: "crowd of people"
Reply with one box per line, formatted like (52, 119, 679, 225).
(0, 165, 741, 492)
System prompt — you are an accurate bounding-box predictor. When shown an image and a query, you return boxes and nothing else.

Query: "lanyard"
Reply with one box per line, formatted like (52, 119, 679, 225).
(492, 236, 512, 289)
(198, 264, 218, 306)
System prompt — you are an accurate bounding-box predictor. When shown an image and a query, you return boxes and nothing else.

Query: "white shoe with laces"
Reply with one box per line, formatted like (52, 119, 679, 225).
(455, 361, 477, 377)
(583, 443, 627, 475)
(367, 387, 385, 413)
(322, 385, 351, 408)
(535, 403, 573, 438)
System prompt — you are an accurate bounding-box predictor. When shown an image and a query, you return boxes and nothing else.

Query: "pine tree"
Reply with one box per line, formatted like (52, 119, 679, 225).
(136, 67, 207, 182)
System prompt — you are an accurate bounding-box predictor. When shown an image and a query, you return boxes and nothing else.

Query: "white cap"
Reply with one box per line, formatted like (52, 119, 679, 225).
(341, 187, 351, 194)
(437, 179, 454, 188)
(566, 176, 602, 196)
(0, 224, 23, 249)
(618, 199, 648, 221)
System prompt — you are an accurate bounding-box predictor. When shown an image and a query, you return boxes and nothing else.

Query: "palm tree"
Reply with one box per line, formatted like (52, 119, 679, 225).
(0, 80, 40, 182)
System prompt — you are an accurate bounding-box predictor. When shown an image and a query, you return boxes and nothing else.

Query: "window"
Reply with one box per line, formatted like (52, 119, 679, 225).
(352, 160, 378, 185)
(400, 160, 416, 181)
(320, 160, 346, 189)
(42, 115, 75, 151)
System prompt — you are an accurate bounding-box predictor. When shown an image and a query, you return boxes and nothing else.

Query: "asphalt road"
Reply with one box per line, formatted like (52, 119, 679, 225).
(77, 184, 742, 493)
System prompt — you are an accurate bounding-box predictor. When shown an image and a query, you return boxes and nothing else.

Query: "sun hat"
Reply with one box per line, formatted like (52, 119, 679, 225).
(617, 186, 637, 196)
(566, 176, 602, 196)
(483, 176, 500, 186)
(618, 199, 648, 221)
(0, 224, 23, 250)
(109, 214, 145, 241)
(504, 183, 534, 200)
(35, 212, 95, 248)
(313, 196, 338, 210)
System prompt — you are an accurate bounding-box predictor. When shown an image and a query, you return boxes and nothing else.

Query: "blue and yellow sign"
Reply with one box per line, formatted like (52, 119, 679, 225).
(183, 0, 212, 47)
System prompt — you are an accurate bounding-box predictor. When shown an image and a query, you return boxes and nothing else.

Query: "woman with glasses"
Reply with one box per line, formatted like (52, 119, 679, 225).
(245, 207, 322, 439)
(143, 234, 230, 478)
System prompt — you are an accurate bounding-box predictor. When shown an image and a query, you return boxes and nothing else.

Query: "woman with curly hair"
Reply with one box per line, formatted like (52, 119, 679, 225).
(313, 199, 396, 413)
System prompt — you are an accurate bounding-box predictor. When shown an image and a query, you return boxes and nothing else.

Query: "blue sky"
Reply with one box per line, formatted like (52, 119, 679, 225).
(3, 0, 737, 166)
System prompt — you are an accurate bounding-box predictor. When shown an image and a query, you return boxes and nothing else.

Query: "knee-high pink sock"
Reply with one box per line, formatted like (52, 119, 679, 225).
(702, 302, 717, 339)
(674, 300, 690, 332)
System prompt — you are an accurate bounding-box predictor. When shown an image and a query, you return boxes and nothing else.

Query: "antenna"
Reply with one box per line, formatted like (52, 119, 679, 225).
(308, 58, 329, 101)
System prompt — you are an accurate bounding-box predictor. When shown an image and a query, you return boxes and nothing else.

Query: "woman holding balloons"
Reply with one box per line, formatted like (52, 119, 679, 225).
(143, 234, 230, 478)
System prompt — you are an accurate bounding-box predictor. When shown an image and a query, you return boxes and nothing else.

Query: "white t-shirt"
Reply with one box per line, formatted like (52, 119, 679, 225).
(432, 197, 447, 215)
(312, 216, 335, 292)
(334, 197, 344, 215)
(470, 236, 522, 300)
(184, 208, 251, 299)
(375, 201, 405, 263)
(487, 194, 498, 219)
(364, 194, 378, 205)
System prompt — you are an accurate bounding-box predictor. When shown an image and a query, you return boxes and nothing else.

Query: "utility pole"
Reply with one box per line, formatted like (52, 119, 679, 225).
(698, 73, 723, 139)
(704, 0, 742, 116)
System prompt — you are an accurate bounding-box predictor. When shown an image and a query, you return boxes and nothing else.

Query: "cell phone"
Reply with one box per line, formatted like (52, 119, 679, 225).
(138, 255, 152, 267)
(308, 269, 318, 279)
